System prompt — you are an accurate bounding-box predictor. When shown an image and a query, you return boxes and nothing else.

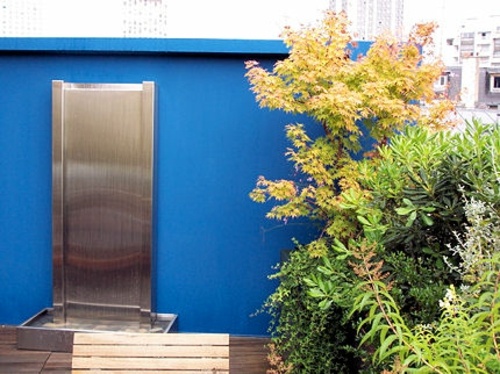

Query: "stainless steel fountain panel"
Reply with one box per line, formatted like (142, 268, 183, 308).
(52, 81, 155, 326)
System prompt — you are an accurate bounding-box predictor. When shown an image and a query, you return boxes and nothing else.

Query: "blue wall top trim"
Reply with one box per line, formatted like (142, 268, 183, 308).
(0, 37, 289, 55)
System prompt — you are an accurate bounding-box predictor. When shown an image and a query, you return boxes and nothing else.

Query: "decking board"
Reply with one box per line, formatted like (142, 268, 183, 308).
(0, 326, 270, 373)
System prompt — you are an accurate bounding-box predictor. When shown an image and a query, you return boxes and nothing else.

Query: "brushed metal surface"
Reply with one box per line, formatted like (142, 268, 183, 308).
(52, 81, 155, 326)
(52, 81, 64, 321)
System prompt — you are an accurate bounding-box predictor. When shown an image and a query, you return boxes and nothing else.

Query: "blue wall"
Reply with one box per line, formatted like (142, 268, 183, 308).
(0, 38, 371, 335)
(0, 38, 311, 335)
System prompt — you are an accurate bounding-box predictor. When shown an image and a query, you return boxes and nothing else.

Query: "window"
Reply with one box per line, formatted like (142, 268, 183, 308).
(439, 75, 449, 86)
(494, 39, 500, 57)
(491, 74, 500, 93)
(434, 73, 449, 92)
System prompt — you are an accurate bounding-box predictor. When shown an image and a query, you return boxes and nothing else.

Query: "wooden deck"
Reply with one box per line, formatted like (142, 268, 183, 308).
(0, 325, 270, 373)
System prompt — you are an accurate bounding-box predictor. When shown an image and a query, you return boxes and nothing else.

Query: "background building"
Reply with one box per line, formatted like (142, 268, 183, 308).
(0, 0, 43, 36)
(0, 0, 168, 37)
(443, 16, 500, 67)
(438, 15, 500, 109)
(122, 0, 168, 37)
(329, 0, 404, 40)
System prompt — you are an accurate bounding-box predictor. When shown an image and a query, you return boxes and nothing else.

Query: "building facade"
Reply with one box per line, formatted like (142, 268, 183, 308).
(0, 0, 168, 37)
(329, 0, 404, 40)
(444, 16, 500, 67)
(439, 15, 500, 108)
(0, 0, 43, 36)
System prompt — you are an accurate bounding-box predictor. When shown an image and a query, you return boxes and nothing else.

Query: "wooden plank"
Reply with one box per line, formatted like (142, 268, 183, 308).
(73, 344, 229, 357)
(0, 363, 46, 373)
(43, 352, 72, 371)
(0, 328, 278, 374)
(72, 333, 230, 372)
(0, 326, 16, 345)
(0, 350, 50, 363)
(0, 326, 52, 373)
(72, 356, 229, 370)
(74, 333, 229, 346)
(229, 336, 270, 374)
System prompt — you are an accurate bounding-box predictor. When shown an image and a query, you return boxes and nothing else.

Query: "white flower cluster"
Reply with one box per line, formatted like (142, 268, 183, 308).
(438, 286, 454, 309)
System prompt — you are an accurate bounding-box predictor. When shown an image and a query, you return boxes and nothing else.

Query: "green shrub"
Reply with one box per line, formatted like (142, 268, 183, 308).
(263, 247, 361, 373)
(307, 121, 500, 372)
(346, 198, 500, 373)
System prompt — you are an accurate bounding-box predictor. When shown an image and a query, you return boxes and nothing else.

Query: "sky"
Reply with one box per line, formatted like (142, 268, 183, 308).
(3, 0, 500, 39)
(28, 0, 331, 38)
(167, 0, 500, 40)
(404, 0, 499, 37)
(166, 0, 329, 39)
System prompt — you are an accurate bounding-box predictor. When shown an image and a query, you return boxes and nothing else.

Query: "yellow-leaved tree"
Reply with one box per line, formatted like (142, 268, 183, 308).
(246, 11, 454, 257)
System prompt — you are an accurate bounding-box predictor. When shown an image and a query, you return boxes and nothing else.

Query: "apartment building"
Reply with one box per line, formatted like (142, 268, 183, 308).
(443, 16, 500, 67)
(0, 0, 43, 36)
(438, 15, 500, 108)
(329, 0, 404, 40)
(0, 0, 168, 37)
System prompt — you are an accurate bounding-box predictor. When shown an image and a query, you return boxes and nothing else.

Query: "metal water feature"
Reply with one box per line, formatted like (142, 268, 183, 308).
(17, 81, 176, 352)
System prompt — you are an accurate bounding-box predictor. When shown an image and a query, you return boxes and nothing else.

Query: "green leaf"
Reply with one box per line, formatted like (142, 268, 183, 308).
(396, 206, 414, 216)
(420, 212, 434, 226)
(357, 215, 371, 226)
(303, 277, 318, 287)
(406, 211, 417, 227)
(307, 288, 325, 298)
(350, 292, 373, 315)
(421, 247, 435, 255)
(402, 198, 415, 207)
(401, 353, 420, 368)
(377, 334, 399, 361)
(318, 299, 332, 310)
(333, 238, 348, 252)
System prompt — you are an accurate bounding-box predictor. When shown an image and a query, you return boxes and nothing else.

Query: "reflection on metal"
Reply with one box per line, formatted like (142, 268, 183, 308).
(52, 80, 155, 328)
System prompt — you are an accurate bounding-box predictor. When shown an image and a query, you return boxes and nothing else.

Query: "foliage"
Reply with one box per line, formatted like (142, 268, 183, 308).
(246, 11, 454, 255)
(245, 10, 461, 373)
(307, 122, 500, 372)
(263, 246, 360, 373)
(353, 122, 500, 325)
(344, 198, 500, 373)
(348, 127, 459, 325)
(445, 197, 500, 282)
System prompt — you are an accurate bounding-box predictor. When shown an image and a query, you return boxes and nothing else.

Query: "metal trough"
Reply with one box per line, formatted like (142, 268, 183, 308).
(17, 309, 177, 352)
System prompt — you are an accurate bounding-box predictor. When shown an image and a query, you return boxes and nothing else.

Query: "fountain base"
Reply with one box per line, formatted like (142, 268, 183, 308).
(17, 308, 178, 352)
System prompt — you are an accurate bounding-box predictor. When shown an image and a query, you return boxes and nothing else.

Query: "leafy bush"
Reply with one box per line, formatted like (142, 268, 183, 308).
(245, 11, 457, 373)
(308, 122, 500, 372)
(346, 197, 500, 373)
(263, 247, 360, 373)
